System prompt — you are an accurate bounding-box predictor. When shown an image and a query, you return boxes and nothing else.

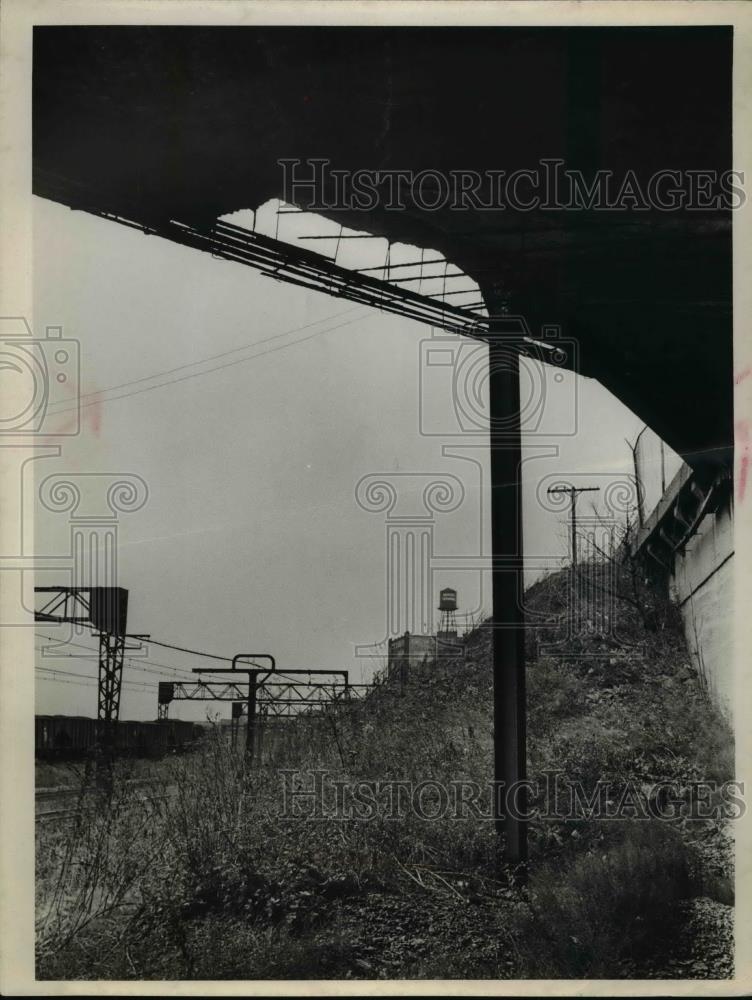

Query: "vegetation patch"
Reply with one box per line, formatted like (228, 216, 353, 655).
(36, 564, 734, 980)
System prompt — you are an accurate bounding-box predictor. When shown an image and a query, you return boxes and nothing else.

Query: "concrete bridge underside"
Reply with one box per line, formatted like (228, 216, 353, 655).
(32, 26, 734, 867)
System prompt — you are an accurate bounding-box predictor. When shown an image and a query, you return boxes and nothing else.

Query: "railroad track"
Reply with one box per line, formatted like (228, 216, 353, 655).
(36, 807, 80, 824)
(35, 779, 172, 824)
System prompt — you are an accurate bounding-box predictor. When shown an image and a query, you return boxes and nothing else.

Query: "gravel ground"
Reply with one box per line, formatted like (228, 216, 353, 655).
(642, 821, 734, 980)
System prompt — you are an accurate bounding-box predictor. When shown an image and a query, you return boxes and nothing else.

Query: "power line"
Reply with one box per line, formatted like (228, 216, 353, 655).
(37, 633, 354, 687)
(124, 659, 194, 679)
(35, 632, 196, 679)
(36, 630, 201, 674)
(132, 636, 233, 662)
(37, 653, 193, 682)
(36, 675, 101, 690)
(48, 311, 369, 416)
(49, 304, 364, 410)
(37, 674, 157, 693)
(37, 676, 157, 694)
(35, 660, 157, 686)
(35, 662, 158, 691)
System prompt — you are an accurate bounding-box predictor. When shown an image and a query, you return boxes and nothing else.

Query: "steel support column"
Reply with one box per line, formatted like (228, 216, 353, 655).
(246, 671, 259, 760)
(231, 701, 244, 750)
(488, 321, 527, 871)
(98, 630, 126, 743)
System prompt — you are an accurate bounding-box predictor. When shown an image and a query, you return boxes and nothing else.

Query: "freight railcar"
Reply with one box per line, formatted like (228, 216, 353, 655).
(35, 715, 203, 758)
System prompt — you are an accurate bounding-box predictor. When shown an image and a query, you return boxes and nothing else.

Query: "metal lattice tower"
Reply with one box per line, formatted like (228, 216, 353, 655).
(35, 586, 131, 728)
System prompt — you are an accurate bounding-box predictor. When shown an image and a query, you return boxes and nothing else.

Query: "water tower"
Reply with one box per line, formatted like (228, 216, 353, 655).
(437, 587, 458, 638)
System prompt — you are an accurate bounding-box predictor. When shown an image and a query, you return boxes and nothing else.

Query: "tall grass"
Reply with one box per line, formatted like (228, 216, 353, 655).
(36, 568, 734, 980)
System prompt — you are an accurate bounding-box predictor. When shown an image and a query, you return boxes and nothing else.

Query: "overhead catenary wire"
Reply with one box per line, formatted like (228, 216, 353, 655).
(35, 661, 158, 691)
(38, 628, 231, 667)
(131, 636, 233, 662)
(35, 632, 197, 679)
(38, 652, 194, 682)
(37, 631, 353, 684)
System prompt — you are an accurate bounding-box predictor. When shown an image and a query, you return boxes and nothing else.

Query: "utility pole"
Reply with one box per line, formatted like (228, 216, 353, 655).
(546, 484, 601, 641)
(546, 485, 601, 571)
(625, 436, 645, 527)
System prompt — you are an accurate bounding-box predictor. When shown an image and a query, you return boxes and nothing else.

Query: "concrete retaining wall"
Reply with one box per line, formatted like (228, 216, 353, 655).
(670, 498, 734, 720)
(632, 426, 733, 720)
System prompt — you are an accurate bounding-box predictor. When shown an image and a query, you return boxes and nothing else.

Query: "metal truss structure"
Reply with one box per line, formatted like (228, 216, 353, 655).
(35, 586, 141, 728)
(158, 671, 374, 755)
(37, 176, 568, 361)
(158, 676, 371, 710)
(32, 189, 489, 340)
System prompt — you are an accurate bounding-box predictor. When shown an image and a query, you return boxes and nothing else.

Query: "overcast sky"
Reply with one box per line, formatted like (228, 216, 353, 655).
(32, 195, 679, 721)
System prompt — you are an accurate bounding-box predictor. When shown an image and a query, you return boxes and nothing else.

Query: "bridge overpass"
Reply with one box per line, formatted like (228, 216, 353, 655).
(32, 25, 734, 867)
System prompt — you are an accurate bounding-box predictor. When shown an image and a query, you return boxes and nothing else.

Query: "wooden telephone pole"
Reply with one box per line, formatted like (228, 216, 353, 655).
(546, 485, 601, 570)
